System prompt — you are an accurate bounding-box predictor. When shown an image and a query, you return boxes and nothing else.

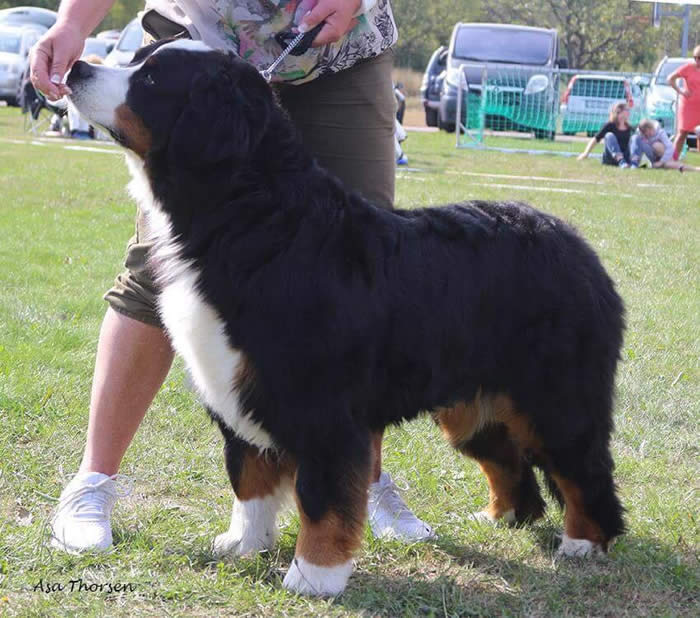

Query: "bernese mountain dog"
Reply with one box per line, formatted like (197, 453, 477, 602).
(66, 39, 625, 597)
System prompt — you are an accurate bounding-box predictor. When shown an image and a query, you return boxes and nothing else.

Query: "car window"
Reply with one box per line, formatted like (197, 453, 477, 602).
(0, 31, 21, 54)
(118, 21, 144, 52)
(454, 27, 553, 65)
(83, 39, 108, 57)
(0, 8, 56, 29)
(572, 79, 625, 99)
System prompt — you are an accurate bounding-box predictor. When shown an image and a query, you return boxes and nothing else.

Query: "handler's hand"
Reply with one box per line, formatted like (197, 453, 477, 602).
(30, 22, 84, 100)
(299, 0, 362, 47)
(576, 153, 587, 161)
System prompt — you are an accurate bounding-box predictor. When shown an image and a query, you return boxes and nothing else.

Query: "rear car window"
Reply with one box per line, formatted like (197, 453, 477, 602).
(572, 79, 625, 99)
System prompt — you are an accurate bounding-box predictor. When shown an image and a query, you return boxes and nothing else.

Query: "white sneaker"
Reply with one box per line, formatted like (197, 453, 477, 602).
(50, 472, 132, 554)
(367, 472, 436, 542)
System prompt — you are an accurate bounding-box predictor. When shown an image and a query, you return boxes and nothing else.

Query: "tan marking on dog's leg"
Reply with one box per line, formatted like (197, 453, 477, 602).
(234, 448, 296, 501)
(436, 399, 482, 447)
(478, 460, 519, 520)
(214, 449, 295, 557)
(491, 395, 542, 451)
(283, 462, 369, 596)
(551, 474, 606, 556)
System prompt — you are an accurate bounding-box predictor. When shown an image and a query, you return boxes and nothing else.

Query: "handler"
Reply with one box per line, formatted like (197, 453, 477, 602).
(31, 0, 436, 554)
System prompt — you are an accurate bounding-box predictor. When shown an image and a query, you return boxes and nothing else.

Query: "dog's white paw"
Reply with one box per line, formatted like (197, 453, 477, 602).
(556, 534, 604, 558)
(282, 557, 353, 597)
(468, 509, 515, 525)
(212, 529, 274, 557)
(213, 496, 282, 557)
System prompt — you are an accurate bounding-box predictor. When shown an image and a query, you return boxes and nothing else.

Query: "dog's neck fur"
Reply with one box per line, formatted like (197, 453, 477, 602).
(138, 99, 363, 261)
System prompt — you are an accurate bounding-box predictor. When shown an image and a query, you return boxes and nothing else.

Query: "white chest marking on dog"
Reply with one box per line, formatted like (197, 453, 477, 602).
(125, 155, 274, 451)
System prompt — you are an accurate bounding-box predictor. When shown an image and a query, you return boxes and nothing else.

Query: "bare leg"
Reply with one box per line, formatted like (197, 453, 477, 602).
(672, 130, 688, 160)
(661, 160, 700, 172)
(79, 308, 174, 475)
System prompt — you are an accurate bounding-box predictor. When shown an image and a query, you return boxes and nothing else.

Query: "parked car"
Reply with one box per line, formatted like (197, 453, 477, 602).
(0, 25, 42, 106)
(420, 45, 446, 127)
(645, 56, 688, 137)
(104, 18, 143, 67)
(560, 74, 644, 135)
(95, 29, 121, 54)
(0, 6, 56, 30)
(82, 37, 110, 60)
(438, 23, 566, 139)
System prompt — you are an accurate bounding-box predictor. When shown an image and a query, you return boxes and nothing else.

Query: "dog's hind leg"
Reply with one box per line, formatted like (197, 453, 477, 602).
(212, 422, 295, 557)
(546, 439, 625, 557)
(436, 397, 546, 525)
(282, 427, 371, 597)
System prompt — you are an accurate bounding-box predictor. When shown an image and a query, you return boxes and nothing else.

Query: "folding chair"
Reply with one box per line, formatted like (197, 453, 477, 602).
(20, 79, 67, 136)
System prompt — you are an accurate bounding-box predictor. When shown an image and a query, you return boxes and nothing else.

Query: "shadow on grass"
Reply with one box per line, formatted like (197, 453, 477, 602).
(36, 515, 696, 614)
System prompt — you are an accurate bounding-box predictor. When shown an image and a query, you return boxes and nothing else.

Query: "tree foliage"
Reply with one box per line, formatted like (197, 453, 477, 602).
(390, 0, 480, 70)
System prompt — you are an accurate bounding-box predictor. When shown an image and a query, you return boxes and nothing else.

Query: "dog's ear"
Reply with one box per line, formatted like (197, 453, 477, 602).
(168, 58, 272, 167)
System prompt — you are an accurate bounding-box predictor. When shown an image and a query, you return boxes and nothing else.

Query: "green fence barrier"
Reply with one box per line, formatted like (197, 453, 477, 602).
(456, 64, 664, 155)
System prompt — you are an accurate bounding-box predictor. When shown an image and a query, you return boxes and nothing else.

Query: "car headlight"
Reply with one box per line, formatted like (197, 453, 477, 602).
(524, 74, 549, 95)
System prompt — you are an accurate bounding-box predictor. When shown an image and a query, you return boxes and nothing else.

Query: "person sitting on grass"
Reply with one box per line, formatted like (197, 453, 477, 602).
(630, 118, 700, 172)
(629, 118, 673, 169)
(577, 102, 634, 167)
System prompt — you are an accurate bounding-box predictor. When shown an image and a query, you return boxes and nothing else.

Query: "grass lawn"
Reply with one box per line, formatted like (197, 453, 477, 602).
(0, 105, 698, 616)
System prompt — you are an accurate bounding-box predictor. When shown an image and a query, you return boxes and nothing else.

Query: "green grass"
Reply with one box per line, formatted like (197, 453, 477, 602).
(1, 106, 698, 616)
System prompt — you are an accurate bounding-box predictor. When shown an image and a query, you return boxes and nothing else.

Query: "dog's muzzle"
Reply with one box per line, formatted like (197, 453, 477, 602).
(66, 60, 94, 88)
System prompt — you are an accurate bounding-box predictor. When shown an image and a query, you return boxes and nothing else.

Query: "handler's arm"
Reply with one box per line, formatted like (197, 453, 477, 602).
(668, 68, 691, 98)
(300, 0, 367, 47)
(31, 0, 115, 100)
(577, 137, 598, 161)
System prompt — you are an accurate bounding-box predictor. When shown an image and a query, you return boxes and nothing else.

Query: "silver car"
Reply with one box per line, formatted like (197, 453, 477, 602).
(645, 57, 688, 137)
(0, 25, 42, 105)
(104, 18, 144, 68)
(560, 74, 644, 136)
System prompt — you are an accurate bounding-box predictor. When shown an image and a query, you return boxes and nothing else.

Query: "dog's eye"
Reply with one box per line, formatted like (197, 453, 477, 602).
(143, 74, 156, 87)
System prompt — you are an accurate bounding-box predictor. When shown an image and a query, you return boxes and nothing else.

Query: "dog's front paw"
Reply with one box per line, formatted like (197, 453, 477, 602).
(556, 534, 604, 558)
(212, 529, 274, 557)
(282, 557, 353, 597)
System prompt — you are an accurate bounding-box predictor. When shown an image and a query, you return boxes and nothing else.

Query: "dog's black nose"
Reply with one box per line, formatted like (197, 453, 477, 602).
(66, 60, 93, 87)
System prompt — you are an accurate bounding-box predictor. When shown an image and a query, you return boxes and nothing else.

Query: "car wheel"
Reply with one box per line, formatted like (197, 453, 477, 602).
(425, 108, 438, 127)
(5, 96, 18, 107)
(438, 116, 455, 133)
(534, 129, 555, 141)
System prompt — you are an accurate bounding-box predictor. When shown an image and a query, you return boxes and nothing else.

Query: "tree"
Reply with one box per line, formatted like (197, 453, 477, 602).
(482, 0, 657, 70)
(391, 0, 480, 70)
(0, 0, 141, 31)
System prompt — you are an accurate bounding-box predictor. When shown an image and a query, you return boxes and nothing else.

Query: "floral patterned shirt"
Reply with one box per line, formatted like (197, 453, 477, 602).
(143, 0, 397, 83)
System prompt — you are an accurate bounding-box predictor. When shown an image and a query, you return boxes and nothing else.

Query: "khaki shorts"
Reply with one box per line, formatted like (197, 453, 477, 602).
(105, 51, 396, 327)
